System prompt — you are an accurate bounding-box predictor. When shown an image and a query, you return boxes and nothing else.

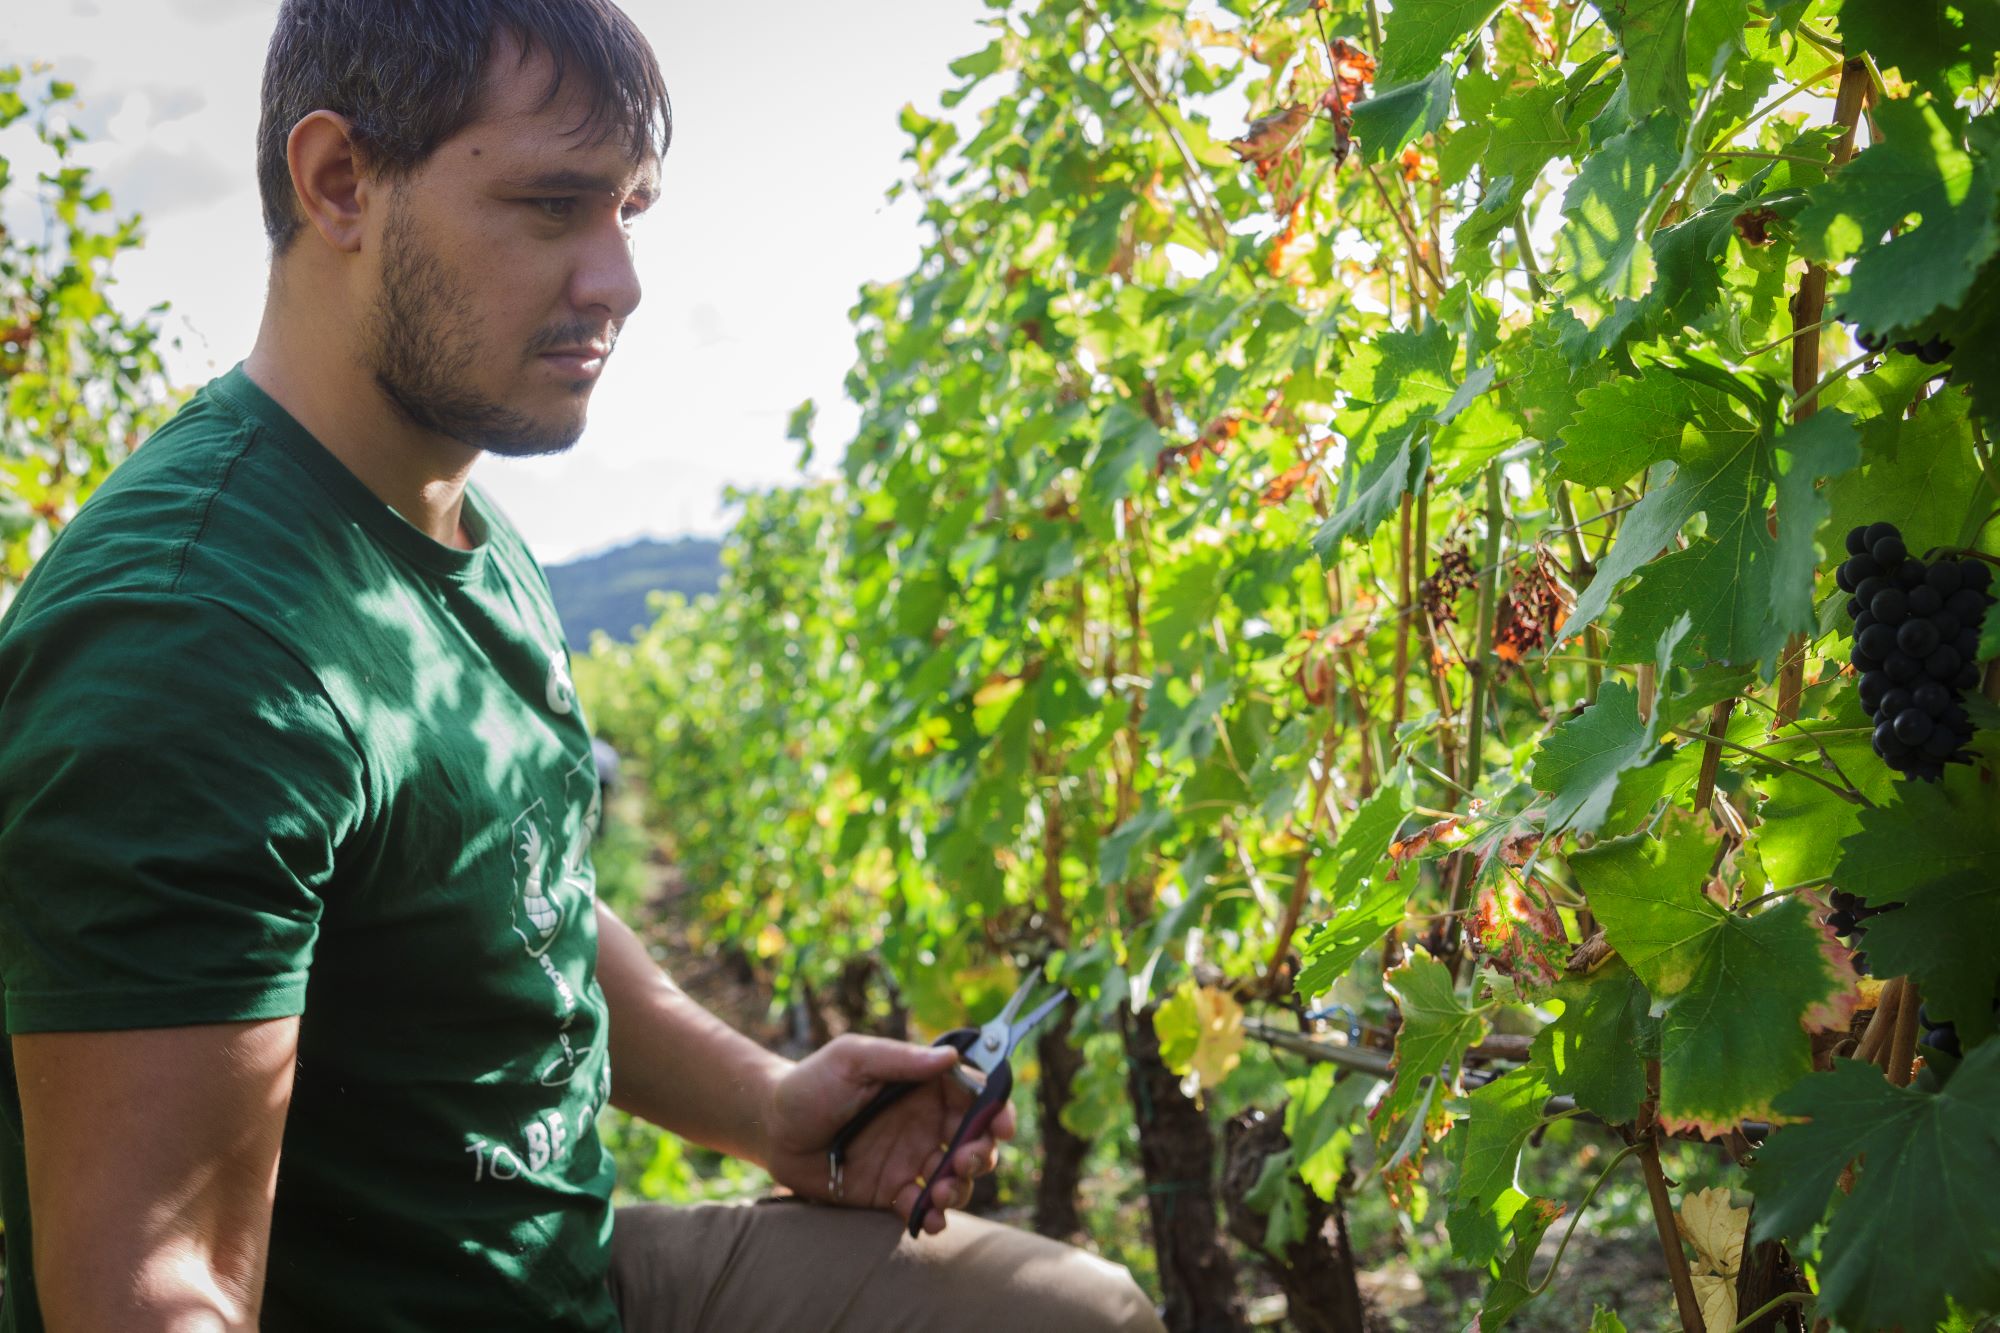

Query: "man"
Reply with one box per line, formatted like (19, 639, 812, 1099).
(0, 2, 1162, 1329)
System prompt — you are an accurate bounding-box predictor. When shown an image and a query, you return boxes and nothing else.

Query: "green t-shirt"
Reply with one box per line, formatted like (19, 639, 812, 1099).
(0, 367, 619, 1331)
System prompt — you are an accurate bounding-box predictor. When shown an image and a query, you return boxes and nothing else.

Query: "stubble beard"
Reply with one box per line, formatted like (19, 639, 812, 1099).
(364, 200, 596, 459)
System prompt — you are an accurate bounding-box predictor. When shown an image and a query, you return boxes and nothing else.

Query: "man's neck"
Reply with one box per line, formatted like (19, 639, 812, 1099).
(243, 298, 482, 549)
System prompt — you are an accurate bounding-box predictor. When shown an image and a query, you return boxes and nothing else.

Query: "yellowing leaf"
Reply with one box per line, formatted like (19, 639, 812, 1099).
(1693, 1274, 1738, 1333)
(1155, 983, 1245, 1094)
(1677, 1186, 1749, 1278)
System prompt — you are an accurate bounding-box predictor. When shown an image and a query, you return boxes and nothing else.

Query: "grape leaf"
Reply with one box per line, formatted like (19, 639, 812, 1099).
(1835, 769, 2000, 1042)
(1379, 954, 1488, 1130)
(1822, 389, 1986, 565)
(1377, 0, 1505, 87)
(1569, 393, 1858, 672)
(1748, 1047, 2000, 1333)
(1838, 0, 2000, 99)
(1745, 769, 1862, 889)
(1311, 431, 1429, 555)
(1352, 64, 1457, 163)
(1445, 1063, 1554, 1264)
(1452, 76, 1579, 258)
(1797, 99, 2000, 334)
(1531, 956, 1660, 1124)
(1572, 816, 1854, 1134)
(1293, 785, 1412, 998)
(1478, 1196, 1567, 1327)
(1533, 616, 1689, 834)
(1609, 406, 1859, 670)
(1599, 0, 1690, 121)
(1553, 113, 1679, 324)
(1553, 366, 1693, 487)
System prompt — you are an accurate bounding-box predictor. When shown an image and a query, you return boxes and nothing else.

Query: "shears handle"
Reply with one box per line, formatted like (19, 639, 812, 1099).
(826, 1028, 977, 1190)
(906, 1060, 1014, 1238)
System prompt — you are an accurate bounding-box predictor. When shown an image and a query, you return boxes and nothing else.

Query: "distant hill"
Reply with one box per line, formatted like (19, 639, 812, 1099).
(544, 536, 723, 649)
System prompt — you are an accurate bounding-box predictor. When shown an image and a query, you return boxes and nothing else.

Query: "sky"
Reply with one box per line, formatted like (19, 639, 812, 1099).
(0, 0, 997, 563)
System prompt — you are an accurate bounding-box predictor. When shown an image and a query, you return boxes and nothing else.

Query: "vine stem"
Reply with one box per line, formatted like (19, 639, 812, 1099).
(1639, 1129, 1708, 1333)
(1775, 56, 1872, 724)
(1693, 697, 1738, 826)
(1445, 463, 1504, 959)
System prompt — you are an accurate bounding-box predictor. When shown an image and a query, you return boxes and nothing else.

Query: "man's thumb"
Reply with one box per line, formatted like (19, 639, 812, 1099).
(838, 1034, 959, 1084)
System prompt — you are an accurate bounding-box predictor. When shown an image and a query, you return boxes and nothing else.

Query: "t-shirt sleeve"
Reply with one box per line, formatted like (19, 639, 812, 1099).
(0, 592, 367, 1033)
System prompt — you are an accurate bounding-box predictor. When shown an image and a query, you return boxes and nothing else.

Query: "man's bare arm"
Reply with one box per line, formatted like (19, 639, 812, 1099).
(595, 900, 790, 1163)
(13, 1018, 299, 1332)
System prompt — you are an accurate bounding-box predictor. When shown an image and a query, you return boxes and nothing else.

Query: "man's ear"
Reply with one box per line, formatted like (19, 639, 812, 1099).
(285, 110, 371, 254)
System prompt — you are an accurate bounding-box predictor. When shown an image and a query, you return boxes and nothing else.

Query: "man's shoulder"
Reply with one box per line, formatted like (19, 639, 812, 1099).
(4, 375, 377, 652)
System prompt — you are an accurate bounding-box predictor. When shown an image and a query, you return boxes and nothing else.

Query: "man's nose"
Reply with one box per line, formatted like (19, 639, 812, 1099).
(571, 219, 643, 322)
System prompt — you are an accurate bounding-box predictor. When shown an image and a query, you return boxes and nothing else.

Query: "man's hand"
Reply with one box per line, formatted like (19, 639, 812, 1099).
(762, 1035, 1017, 1235)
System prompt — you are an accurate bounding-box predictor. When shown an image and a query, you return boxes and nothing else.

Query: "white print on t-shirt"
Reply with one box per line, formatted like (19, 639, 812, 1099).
(506, 750, 606, 1101)
(464, 1110, 571, 1181)
(545, 648, 577, 715)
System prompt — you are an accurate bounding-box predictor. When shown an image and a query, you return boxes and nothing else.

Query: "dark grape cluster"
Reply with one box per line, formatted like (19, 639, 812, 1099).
(1824, 887, 1889, 976)
(1853, 329, 1955, 364)
(1919, 998, 1999, 1063)
(1919, 1002, 1961, 1059)
(1836, 522, 1993, 781)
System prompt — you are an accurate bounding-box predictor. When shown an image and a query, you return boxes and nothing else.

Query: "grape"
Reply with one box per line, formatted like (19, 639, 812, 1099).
(1836, 563, 1855, 593)
(1857, 330, 1887, 354)
(1896, 560, 1926, 588)
(1956, 629, 1979, 660)
(1925, 646, 1962, 680)
(1916, 337, 1954, 365)
(1855, 575, 1891, 605)
(1853, 951, 1869, 975)
(1870, 587, 1910, 624)
(1894, 340, 1921, 356)
(1923, 1025, 1962, 1058)
(1964, 561, 1993, 592)
(1865, 521, 1899, 549)
(1913, 681, 1950, 715)
(1858, 673, 1890, 712)
(1922, 727, 1958, 758)
(1846, 525, 1871, 555)
(1880, 685, 1914, 716)
(1872, 720, 1909, 757)
(1926, 562, 1963, 595)
(1893, 709, 1934, 745)
(1872, 533, 1907, 565)
(1848, 554, 1883, 585)
(1829, 889, 1857, 910)
(1858, 623, 1898, 660)
(1946, 588, 1988, 622)
(1885, 652, 1921, 683)
(1908, 758, 1945, 782)
(1933, 612, 1960, 639)
(1897, 619, 1939, 656)
(1827, 910, 1857, 933)
(1908, 584, 1942, 617)
(1954, 663, 1980, 691)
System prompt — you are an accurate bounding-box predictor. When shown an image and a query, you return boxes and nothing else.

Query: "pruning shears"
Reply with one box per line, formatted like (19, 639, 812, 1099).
(826, 976, 1068, 1237)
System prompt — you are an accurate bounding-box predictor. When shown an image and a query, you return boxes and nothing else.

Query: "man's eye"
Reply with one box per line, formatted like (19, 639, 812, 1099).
(535, 198, 577, 221)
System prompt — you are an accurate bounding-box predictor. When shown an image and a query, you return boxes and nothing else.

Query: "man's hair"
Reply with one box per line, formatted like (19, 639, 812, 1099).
(257, 0, 671, 252)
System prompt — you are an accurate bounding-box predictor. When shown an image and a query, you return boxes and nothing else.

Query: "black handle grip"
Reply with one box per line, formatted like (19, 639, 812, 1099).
(907, 1061, 1014, 1238)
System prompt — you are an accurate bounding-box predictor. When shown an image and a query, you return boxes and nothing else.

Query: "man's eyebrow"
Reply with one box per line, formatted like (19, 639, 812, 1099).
(505, 169, 658, 204)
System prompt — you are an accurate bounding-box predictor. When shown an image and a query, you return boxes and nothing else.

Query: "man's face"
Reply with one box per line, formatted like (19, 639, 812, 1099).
(360, 45, 658, 457)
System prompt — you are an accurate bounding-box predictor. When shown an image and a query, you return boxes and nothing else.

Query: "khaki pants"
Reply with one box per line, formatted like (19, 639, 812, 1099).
(607, 1201, 1165, 1332)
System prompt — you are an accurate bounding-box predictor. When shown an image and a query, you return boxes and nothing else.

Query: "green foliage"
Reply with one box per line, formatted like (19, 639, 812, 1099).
(0, 64, 179, 595)
(582, 2, 2000, 1325)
